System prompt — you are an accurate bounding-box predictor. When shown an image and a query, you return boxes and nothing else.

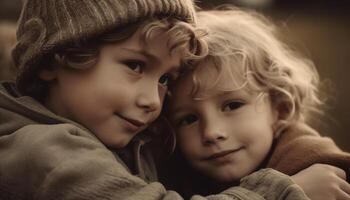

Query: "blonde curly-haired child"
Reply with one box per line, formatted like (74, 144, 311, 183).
(162, 8, 350, 200)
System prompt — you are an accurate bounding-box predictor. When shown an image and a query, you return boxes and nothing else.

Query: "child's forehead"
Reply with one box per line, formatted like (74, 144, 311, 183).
(170, 57, 252, 101)
(170, 70, 255, 107)
(193, 58, 248, 91)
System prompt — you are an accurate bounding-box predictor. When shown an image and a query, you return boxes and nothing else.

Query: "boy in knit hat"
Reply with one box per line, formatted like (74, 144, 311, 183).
(0, 0, 315, 199)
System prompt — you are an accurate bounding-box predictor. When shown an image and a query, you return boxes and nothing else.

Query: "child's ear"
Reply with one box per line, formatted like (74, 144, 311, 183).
(39, 69, 58, 81)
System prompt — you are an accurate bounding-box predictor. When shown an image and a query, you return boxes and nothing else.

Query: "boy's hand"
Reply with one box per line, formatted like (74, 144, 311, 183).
(291, 163, 350, 200)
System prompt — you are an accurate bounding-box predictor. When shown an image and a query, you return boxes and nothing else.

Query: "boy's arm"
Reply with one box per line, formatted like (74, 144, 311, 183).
(232, 169, 310, 200)
(0, 124, 308, 200)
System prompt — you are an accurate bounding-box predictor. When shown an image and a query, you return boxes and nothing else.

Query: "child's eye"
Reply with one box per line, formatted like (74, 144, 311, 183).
(159, 73, 173, 86)
(223, 101, 244, 112)
(177, 114, 198, 126)
(123, 60, 145, 73)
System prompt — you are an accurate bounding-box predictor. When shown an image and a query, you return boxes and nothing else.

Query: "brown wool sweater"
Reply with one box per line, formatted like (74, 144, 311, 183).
(267, 123, 350, 181)
(0, 81, 309, 200)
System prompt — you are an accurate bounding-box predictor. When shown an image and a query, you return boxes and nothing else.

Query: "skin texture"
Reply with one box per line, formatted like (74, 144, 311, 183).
(40, 28, 182, 149)
(167, 60, 278, 183)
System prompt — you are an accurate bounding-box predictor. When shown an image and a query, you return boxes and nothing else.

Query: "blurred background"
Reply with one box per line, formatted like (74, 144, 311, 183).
(0, 0, 349, 151)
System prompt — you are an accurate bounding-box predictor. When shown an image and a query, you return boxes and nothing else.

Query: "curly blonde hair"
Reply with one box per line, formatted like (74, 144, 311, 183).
(188, 8, 323, 133)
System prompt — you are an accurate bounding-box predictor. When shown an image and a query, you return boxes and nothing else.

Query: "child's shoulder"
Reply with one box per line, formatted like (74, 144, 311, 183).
(0, 82, 106, 153)
(0, 122, 140, 199)
(4, 123, 108, 164)
(269, 123, 350, 179)
(16, 123, 102, 146)
(0, 82, 92, 132)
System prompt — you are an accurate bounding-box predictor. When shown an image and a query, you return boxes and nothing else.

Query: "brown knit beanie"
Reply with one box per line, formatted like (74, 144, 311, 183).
(12, 0, 197, 93)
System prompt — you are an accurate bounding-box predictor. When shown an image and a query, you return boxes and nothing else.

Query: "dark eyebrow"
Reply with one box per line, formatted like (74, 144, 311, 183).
(121, 47, 181, 70)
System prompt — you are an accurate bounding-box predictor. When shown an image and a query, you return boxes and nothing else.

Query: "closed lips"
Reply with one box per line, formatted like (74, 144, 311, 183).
(116, 114, 146, 127)
(203, 147, 244, 161)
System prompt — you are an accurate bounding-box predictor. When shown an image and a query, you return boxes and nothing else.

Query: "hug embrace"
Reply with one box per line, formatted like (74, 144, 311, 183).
(0, 0, 349, 199)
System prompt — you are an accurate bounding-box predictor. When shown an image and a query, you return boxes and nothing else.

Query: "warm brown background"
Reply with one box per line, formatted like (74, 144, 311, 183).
(0, 0, 349, 151)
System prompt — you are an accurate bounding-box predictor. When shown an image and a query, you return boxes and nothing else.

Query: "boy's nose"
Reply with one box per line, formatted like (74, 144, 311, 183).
(136, 85, 161, 113)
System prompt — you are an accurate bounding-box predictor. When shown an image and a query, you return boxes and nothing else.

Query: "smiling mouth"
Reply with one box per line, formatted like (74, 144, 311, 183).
(116, 114, 146, 128)
(203, 147, 244, 161)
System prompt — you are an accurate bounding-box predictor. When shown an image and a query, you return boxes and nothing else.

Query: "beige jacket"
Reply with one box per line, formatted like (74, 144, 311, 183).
(0, 81, 309, 200)
(267, 123, 350, 181)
